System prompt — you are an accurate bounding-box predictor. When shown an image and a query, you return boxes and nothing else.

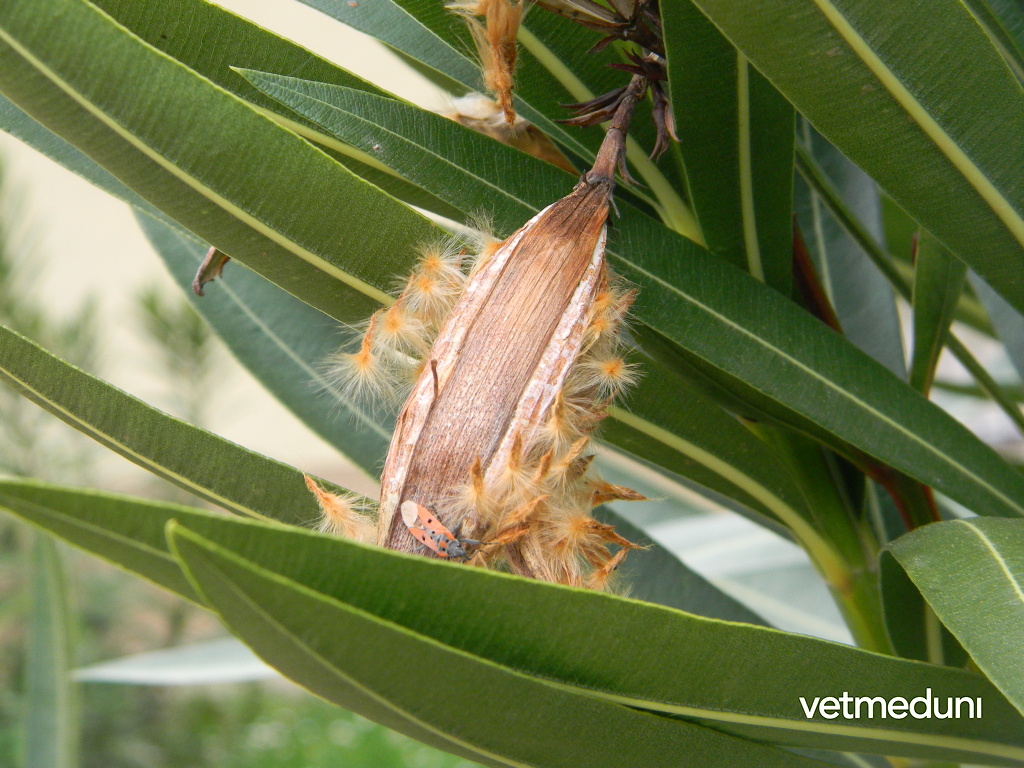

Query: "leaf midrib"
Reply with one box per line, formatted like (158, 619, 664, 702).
(0, 19, 394, 305)
(179, 529, 1024, 764)
(809, 0, 1024, 248)
(611, 255, 1024, 518)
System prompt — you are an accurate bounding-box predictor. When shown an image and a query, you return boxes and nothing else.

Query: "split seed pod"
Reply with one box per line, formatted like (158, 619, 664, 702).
(317, 74, 653, 588)
(380, 179, 608, 520)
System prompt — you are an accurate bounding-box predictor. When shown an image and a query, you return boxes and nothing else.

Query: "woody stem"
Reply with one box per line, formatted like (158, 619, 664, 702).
(585, 72, 649, 185)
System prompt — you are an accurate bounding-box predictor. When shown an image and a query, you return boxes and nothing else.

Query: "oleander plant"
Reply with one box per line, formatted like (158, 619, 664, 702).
(1, 0, 1024, 766)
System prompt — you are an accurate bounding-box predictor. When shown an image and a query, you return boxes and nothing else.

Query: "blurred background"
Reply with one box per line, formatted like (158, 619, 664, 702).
(0, 2, 481, 766)
(1, 1, 1022, 767)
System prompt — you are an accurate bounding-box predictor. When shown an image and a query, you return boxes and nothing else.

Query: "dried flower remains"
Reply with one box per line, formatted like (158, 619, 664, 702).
(443, 92, 576, 173)
(447, 0, 525, 125)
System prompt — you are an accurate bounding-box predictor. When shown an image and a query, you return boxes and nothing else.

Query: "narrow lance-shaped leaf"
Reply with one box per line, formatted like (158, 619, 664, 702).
(9, 484, 1018, 767)
(0, 476, 756, 625)
(169, 535, 514, 768)
(0, 323, 341, 524)
(0, 0, 437, 324)
(662, 0, 795, 294)
(236, 71, 672, 249)
(794, 126, 905, 378)
(169, 524, 837, 768)
(0, 481, 212, 602)
(689, 0, 1024, 317)
(910, 231, 967, 394)
(888, 518, 1024, 718)
(601, 363, 811, 533)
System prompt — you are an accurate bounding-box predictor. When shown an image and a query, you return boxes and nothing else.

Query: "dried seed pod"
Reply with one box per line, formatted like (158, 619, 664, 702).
(377, 177, 615, 551)
(314, 73, 655, 589)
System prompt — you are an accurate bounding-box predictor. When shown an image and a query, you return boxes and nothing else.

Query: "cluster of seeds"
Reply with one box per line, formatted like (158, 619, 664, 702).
(311, 217, 645, 590)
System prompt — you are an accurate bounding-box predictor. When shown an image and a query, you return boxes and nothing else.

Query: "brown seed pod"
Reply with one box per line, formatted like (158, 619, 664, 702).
(316, 73, 655, 589)
(377, 178, 614, 547)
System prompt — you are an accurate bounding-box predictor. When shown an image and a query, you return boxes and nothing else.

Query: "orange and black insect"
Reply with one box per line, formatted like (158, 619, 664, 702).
(400, 500, 481, 560)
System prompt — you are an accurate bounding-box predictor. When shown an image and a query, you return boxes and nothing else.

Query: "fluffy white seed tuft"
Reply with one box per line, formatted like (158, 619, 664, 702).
(305, 475, 376, 542)
(324, 312, 399, 405)
(575, 354, 639, 399)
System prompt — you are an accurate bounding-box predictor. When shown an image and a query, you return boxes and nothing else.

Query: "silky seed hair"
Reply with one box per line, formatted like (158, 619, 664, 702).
(305, 476, 376, 542)
(446, 0, 524, 125)
(325, 233, 477, 408)
(323, 311, 398, 406)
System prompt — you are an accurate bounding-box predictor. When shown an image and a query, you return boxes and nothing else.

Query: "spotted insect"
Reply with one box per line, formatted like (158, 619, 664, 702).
(401, 500, 481, 560)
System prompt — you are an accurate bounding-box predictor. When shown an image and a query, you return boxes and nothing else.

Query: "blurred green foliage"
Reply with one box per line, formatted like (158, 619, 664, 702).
(82, 686, 477, 768)
(0, 153, 480, 768)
